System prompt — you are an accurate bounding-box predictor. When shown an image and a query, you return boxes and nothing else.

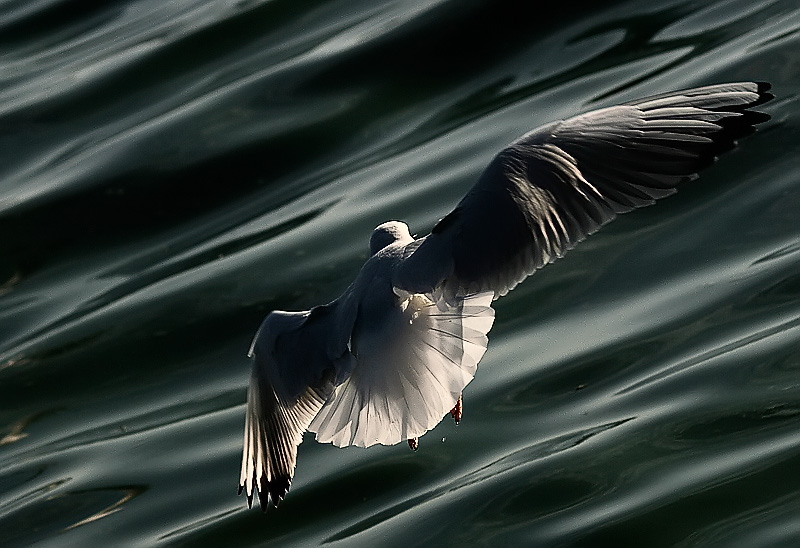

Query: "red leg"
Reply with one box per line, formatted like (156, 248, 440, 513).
(450, 394, 463, 425)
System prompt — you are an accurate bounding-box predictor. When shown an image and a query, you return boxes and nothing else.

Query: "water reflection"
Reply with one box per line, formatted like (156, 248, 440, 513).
(0, 1, 799, 547)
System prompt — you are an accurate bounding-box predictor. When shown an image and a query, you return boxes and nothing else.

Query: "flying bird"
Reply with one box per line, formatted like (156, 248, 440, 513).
(239, 82, 773, 510)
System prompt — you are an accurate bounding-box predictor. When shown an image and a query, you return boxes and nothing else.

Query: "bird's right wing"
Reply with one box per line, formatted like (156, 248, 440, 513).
(393, 82, 773, 302)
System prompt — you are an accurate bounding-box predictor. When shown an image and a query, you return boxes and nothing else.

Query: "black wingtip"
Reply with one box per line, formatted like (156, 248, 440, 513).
(267, 475, 291, 511)
(703, 82, 774, 157)
(257, 487, 269, 512)
(239, 479, 257, 509)
(751, 81, 775, 108)
(243, 473, 292, 512)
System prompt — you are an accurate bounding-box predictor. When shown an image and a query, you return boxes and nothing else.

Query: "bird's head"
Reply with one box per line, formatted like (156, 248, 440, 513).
(369, 221, 412, 255)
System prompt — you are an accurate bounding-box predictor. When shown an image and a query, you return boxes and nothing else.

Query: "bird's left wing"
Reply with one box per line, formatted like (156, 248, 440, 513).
(393, 82, 773, 302)
(239, 302, 356, 510)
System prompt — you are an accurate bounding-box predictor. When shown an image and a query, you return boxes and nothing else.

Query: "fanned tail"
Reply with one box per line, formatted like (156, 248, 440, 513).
(309, 291, 495, 447)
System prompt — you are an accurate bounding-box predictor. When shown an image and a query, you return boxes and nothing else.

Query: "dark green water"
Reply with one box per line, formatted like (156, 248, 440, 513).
(1, 1, 800, 546)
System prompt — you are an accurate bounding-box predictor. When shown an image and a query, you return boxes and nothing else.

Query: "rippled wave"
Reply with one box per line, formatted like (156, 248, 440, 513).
(1, 1, 800, 547)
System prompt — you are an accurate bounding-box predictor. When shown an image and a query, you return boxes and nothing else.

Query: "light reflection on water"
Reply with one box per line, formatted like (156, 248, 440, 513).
(1, 1, 800, 547)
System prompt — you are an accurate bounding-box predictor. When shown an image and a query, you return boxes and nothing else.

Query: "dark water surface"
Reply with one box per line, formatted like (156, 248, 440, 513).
(1, 1, 800, 546)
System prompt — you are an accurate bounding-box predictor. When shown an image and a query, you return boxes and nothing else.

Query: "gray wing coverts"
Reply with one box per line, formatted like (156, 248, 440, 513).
(394, 82, 773, 301)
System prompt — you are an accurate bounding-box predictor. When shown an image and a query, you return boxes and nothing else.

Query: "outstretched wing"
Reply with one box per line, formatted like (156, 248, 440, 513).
(239, 303, 356, 510)
(309, 290, 495, 448)
(394, 82, 773, 301)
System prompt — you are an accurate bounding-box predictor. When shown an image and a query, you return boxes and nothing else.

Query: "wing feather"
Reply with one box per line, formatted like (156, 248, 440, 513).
(394, 82, 773, 301)
(239, 303, 356, 510)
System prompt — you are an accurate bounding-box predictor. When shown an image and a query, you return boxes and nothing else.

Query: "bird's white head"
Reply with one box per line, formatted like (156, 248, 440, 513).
(369, 221, 412, 255)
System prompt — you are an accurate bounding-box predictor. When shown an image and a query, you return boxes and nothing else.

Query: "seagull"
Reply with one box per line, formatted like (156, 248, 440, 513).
(239, 82, 773, 510)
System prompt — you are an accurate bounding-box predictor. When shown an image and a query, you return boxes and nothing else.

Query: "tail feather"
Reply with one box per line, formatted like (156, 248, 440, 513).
(309, 291, 495, 448)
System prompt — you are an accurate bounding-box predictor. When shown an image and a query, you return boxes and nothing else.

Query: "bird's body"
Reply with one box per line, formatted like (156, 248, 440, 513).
(239, 82, 774, 510)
